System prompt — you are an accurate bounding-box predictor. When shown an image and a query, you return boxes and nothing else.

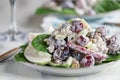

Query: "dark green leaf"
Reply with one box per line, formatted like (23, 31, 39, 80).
(14, 53, 28, 62)
(35, 7, 57, 15)
(31, 34, 50, 52)
(94, 0, 120, 13)
(35, 7, 77, 15)
(103, 54, 120, 63)
(14, 44, 29, 62)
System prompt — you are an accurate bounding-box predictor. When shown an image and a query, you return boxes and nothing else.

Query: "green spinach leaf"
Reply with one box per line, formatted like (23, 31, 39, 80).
(94, 0, 120, 13)
(103, 54, 120, 63)
(31, 34, 50, 52)
(14, 53, 28, 62)
(35, 7, 77, 15)
(14, 44, 28, 62)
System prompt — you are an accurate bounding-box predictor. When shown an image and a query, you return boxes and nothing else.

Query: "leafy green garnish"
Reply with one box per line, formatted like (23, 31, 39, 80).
(31, 34, 50, 52)
(14, 34, 50, 63)
(94, 0, 120, 13)
(14, 53, 28, 62)
(35, 7, 56, 15)
(58, 8, 77, 15)
(35, 7, 77, 15)
(14, 44, 28, 62)
(103, 54, 120, 63)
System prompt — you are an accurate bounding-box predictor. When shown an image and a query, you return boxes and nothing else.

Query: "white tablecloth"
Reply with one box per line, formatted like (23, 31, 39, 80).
(0, 0, 120, 80)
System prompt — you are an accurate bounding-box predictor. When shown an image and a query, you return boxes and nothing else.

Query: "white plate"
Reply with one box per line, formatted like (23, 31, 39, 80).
(2, 47, 118, 76)
(1, 38, 118, 76)
(16, 25, 120, 76)
(8, 46, 117, 76)
(1, 42, 119, 76)
(20, 61, 116, 76)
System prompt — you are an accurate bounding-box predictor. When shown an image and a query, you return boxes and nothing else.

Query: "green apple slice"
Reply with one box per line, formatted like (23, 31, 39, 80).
(24, 44, 51, 65)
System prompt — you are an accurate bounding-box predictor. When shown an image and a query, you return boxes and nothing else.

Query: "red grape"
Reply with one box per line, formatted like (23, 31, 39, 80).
(81, 54, 95, 67)
(106, 33, 120, 54)
(71, 21, 84, 33)
(76, 35, 89, 46)
(53, 46, 70, 61)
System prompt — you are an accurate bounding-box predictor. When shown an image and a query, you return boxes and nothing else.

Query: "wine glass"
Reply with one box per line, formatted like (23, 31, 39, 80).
(0, 0, 27, 41)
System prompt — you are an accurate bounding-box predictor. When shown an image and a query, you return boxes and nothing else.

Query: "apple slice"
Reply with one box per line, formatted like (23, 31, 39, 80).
(24, 44, 51, 65)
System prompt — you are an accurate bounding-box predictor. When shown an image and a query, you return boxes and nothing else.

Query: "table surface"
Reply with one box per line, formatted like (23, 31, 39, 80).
(0, 0, 120, 80)
(0, 59, 120, 80)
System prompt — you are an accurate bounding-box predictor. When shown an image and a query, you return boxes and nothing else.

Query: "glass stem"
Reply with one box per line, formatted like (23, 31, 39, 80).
(9, 0, 17, 41)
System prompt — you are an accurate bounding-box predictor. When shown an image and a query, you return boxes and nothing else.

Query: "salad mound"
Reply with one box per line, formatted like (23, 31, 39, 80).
(15, 18, 120, 68)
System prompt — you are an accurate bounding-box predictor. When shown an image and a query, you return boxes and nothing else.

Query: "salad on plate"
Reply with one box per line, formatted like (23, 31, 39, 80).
(15, 18, 120, 68)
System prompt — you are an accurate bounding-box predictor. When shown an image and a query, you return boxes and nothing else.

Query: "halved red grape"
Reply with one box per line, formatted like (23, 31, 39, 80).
(81, 54, 95, 67)
(53, 46, 70, 61)
(76, 35, 89, 46)
(71, 21, 84, 33)
(106, 33, 120, 54)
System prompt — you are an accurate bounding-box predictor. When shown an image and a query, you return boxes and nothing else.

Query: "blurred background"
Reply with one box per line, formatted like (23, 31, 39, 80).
(0, 1, 120, 80)
(0, 0, 120, 53)
(0, 0, 49, 33)
(0, 0, 120, 33)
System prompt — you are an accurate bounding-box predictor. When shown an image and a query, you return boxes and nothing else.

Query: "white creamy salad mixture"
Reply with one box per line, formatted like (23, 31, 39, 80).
(23, 18, 120, 68)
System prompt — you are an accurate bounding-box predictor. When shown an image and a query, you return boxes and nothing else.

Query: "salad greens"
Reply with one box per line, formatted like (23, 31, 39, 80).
(14, 18, 120, 68)
(14, 44, 28, 62)
(103, 54, 120, 63)
(14, 36, 120, 66)
(32, 34, 50, 52)
(35, 7, 77, 15)
(35, 0, 120, 15)
(14, 53, 28, 62)
(94, 0, 120, 13)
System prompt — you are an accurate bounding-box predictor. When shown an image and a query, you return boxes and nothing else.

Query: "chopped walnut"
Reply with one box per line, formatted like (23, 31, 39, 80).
(71, 58, 80, 68)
